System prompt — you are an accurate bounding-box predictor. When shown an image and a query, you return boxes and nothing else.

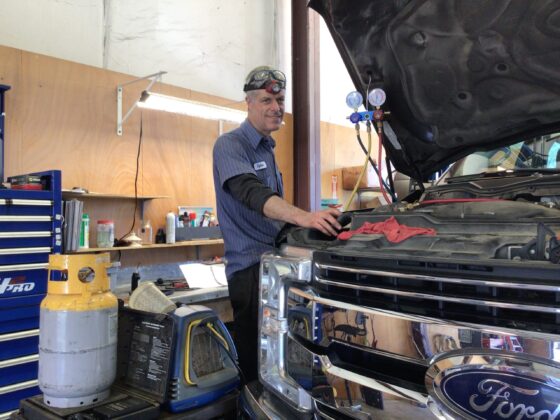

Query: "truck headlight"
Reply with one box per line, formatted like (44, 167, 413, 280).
(259, 249, 312, 411)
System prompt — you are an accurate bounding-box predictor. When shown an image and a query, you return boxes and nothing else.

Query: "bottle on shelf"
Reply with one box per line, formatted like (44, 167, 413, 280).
(97, 220, 114, 248)
(139, 220, 153, 244)
(155, 228, 166, 244)
(79, 213, 90, 249)
(165, 211, 176, 244)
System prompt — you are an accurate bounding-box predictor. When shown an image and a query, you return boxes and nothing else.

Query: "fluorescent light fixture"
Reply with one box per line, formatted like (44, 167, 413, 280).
(116, 71, 246, 136)
(137, 91, 247, 124)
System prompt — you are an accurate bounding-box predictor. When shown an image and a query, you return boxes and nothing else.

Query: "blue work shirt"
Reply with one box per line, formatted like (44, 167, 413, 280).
(213, 120, 285, 278)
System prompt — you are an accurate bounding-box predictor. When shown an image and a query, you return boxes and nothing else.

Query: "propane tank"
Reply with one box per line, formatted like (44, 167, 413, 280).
(39, 253, 118, 408)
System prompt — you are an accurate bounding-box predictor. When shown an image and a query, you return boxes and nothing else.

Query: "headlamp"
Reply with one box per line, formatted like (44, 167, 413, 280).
(244, 69, 286, 93)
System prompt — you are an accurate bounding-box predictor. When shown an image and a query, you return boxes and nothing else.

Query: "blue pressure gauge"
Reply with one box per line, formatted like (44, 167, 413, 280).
(368, 88, 386, 107)
(345, 91, 363, 109)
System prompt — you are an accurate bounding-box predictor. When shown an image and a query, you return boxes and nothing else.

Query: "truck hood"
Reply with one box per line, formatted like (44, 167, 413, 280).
(309, 0, 560, 181)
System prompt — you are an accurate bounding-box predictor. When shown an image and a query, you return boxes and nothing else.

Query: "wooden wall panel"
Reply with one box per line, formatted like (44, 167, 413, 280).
(320, 121, 381, 210)
(275, 113, 294, 204)
(0, 45, 294, 255)
(1, 48, 23, 170)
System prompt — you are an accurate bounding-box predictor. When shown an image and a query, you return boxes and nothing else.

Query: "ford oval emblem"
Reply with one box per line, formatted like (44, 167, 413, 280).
(425, 350, 560, 420)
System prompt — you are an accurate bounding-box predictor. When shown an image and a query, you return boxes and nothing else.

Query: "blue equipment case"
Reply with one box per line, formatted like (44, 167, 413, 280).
(0, 170, 62, 417)
(116, 304, 240, 415)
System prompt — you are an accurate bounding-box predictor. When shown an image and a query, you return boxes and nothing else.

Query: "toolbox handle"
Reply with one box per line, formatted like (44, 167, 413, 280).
(0, 231, 51, 239)
(0, 329, 39, 342)
(0, 247, 51, 255)
(0, 379, 39, 395)
(0, 215, 52, 222)
(0, 199, 52, 206)
(0, 354, 39, 369)
(0, 263, 47, 272)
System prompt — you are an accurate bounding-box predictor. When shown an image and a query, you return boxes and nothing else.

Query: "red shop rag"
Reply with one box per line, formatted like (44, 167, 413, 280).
(337, 216, 437, 243)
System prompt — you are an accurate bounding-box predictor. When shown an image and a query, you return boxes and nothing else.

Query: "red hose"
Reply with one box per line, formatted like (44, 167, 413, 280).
(420, 198, 506, 206)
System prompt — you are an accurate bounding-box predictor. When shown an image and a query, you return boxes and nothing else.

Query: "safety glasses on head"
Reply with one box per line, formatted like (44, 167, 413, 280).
(243, 69, 286, 94)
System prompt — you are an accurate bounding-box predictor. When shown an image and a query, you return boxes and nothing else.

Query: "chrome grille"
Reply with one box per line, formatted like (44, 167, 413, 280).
(313, 258, 560, 334)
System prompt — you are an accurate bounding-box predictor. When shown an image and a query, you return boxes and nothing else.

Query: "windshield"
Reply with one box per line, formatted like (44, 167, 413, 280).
(448, 133, 560, 179)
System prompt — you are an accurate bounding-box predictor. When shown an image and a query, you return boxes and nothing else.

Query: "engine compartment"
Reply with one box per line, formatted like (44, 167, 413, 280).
(284, 200, 560, 263)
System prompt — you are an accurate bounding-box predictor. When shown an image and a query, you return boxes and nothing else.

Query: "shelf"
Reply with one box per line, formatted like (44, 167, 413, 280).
(62, 190, 169, 200)
(68, 239, 224, 253)
(62, 189, 169, 221)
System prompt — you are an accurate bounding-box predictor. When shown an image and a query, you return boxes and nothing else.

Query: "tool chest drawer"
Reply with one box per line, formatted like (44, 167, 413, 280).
(0, 382, 40, 415)
(0, 329, 39, 360)
(0, 294, 44, 334)
(0, 220, 57, 234)
(0, 233, 54, 249)
(0, 249, 51, 265)
(0, 355, 38, 387)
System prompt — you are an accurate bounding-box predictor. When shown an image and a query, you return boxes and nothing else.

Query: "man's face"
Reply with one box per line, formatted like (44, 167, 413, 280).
(246, 89, 285, 136)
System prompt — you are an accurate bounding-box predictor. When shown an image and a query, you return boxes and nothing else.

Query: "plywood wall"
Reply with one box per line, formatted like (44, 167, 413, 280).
(0, 45, 294, 255)
(320, 121, 382, 210)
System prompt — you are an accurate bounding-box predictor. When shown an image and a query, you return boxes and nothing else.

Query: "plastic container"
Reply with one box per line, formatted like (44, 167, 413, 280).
(128, 282, 176, 314)
(97, 220, 114, 248)
(79, 213, 89, 249)
(139, 220, 153, 244)
(166, 211, 176, 244)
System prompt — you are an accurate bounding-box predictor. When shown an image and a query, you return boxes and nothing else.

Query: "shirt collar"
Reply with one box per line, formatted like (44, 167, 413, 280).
(241, 119, 276, 150)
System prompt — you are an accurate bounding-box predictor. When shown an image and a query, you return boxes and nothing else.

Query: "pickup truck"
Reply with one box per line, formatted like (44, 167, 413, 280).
(241, 1, 560, 419)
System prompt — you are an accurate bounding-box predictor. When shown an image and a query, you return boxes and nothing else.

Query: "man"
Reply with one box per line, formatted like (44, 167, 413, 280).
(212, 66, 341, 381)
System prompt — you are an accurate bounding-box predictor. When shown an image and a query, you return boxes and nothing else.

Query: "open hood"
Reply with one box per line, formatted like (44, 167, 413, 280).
(309, 0, 560, 181)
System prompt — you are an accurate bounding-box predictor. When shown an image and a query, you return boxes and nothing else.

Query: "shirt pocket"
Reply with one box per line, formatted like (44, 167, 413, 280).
(255, 168, 273, 188)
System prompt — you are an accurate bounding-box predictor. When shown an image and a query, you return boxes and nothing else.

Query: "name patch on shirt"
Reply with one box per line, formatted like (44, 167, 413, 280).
(254, 161, 267, 170)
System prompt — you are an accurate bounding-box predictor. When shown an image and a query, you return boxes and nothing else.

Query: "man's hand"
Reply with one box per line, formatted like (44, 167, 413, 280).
(263, 196, 343, 236)
(294, 208, 342, 236)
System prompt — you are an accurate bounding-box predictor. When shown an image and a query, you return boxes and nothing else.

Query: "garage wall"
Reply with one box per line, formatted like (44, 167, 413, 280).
(0, 1, 356, 127)
(0, 45, 293, 263)
(320, 122, 382, 211)
(0, 0, 285, 108)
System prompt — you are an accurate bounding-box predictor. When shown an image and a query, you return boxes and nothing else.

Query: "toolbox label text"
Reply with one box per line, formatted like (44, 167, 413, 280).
(0, 277, 35, 295)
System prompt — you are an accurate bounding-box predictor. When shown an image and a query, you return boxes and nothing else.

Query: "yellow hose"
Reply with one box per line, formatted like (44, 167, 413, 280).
(184, 319, 202, 385)
(343, 122, 373, 211)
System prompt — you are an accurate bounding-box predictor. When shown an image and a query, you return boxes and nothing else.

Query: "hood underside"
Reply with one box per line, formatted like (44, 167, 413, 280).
(309, 0, 560, 180)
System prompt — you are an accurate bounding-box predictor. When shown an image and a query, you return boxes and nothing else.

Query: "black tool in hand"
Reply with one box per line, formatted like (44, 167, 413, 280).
(337, 212, 352, 228)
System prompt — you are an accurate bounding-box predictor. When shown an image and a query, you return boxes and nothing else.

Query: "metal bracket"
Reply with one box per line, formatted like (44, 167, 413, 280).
(116, 71, 166, 136)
